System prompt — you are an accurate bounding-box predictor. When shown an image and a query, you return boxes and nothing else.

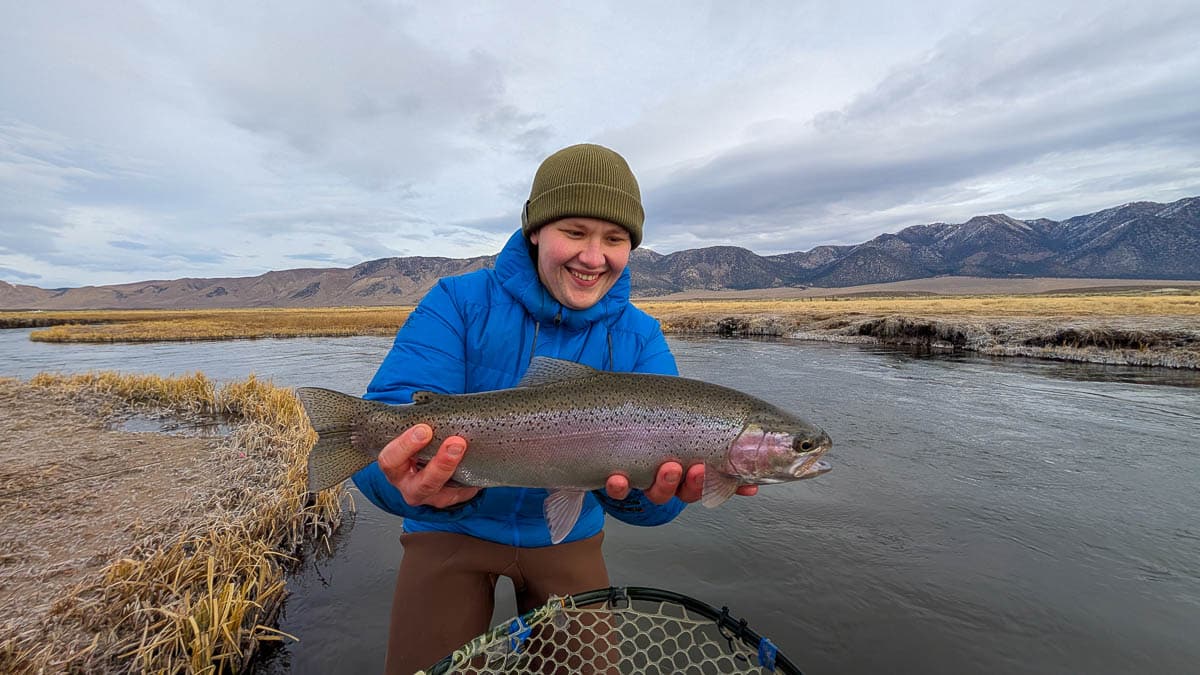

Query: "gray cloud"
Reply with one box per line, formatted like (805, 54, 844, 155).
(187, 6, 548, 189)
(0, 266, 40, 282)
(108, 240, 150, 251)
(449, 215, 521, 237)
(286, 253, 346, 264)
(0, 1, 1196, 286)
(636, 3, 1200, 253)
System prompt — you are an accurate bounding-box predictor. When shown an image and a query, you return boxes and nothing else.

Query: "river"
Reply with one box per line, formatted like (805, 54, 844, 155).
(3, 329, 1198, 674)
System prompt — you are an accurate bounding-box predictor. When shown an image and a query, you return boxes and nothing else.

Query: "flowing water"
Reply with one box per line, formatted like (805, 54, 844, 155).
(3, 329, 1199, 674)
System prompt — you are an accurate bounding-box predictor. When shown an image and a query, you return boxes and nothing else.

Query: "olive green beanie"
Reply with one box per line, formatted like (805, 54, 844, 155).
(521, 143, 645, 249)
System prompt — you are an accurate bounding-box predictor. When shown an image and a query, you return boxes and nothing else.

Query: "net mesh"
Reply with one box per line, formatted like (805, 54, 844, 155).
(420, 592, 783, 674)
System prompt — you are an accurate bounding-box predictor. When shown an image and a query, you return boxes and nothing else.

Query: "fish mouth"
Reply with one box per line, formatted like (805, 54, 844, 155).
(788, 446, 831, 480)
(795, 459, 832, 479)
(755, 450, 831, 484)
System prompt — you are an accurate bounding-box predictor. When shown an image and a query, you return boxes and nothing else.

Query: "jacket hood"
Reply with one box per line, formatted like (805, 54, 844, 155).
(495, 229, 631, 330)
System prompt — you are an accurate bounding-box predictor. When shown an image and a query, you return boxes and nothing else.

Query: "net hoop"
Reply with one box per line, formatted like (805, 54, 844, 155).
(422, 585, 803, 674)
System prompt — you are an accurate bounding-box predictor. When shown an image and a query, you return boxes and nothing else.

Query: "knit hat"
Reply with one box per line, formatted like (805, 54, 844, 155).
(521, 144, 645, 249)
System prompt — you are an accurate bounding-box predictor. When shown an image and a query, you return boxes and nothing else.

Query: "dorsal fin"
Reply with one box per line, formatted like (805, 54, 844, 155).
(411, 391, 442, 404)
(518, 357, 597, 387)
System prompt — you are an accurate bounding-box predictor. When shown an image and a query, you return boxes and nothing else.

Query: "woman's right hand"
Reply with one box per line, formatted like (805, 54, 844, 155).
(378, 424, 480, 509)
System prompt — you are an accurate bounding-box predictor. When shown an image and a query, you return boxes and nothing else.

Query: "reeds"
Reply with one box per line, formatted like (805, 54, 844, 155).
(13, 307, 412, 342)
(640, 295, 1200, 369)
(638, 293, 1200, 327)
(7, 294, 1198, 343)
(7, 293, 1200, 368)
(0, 372, 345, 673)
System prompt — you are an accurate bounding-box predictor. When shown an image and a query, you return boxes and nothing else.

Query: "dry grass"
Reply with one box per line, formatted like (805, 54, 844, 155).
(0, 372, 345, 674)
(7, 293, 1200, 367)
(638, 293, 1200, 326)
(639, 294, 1200, 369)
(8, 294, 1197, 343)
(8, 307, 412, 342)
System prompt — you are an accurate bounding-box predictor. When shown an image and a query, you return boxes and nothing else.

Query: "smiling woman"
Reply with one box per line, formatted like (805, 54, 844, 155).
(529, 218, 631, 310)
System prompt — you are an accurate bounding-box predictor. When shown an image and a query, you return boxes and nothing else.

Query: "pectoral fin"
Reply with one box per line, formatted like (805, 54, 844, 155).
(701, 470, 740, 508)
(543, 489, 586, 544)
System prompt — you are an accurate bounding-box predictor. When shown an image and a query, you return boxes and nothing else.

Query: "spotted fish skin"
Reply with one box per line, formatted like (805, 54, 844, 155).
(296, 357, 831, 543)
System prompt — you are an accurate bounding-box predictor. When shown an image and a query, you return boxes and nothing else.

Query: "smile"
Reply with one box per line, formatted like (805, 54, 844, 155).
(568, 269, 601, 282)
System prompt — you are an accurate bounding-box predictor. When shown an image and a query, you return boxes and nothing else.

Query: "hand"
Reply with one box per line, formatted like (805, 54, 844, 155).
(378, 424, 480, 509)
(604, 463, 759, 505)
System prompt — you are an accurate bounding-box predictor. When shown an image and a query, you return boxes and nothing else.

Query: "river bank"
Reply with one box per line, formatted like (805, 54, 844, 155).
(0, 374, 345, 673)
(660, 313, 1200, 369)
(4, 291, 1198, 369)
(642, 294, 1200, 369)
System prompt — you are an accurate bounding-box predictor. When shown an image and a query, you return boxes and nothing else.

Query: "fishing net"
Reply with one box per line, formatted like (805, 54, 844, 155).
(420, 586, 802, 675)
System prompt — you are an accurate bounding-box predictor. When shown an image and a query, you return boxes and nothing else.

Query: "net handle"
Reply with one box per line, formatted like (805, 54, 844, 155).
(427, 585, 804, 675)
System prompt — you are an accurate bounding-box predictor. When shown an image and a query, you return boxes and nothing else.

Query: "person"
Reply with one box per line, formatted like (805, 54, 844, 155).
(351, 143, 757, 674)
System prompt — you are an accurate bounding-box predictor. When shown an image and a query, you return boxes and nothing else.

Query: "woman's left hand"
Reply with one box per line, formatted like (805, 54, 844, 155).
(604, 463, 758, 504)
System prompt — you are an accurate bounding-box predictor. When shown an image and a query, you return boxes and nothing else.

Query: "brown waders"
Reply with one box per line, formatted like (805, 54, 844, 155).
(384, 530, 609, 674)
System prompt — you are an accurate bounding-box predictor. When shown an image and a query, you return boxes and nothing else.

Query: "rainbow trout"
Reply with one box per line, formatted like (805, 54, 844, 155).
(297, 356, 831, 543)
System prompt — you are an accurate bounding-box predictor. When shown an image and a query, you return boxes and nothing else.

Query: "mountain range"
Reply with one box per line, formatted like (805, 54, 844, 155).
(2, 197, 1196, 310)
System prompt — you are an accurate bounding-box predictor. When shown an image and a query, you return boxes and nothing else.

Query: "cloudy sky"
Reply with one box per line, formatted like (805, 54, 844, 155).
(2, 1, 1198, 289)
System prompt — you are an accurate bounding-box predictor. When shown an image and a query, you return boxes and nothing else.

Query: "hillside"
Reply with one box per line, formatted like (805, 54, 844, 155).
(2, 197, 1196, 310)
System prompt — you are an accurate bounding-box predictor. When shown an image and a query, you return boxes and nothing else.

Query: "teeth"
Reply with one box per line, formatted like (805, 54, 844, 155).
(569, 270, 599, 281)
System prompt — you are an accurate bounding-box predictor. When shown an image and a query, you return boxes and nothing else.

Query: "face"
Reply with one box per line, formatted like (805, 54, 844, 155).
(529, 217, 632, 310)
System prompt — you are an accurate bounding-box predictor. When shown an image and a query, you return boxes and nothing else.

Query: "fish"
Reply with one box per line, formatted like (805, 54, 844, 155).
(296, 356, 832, 543)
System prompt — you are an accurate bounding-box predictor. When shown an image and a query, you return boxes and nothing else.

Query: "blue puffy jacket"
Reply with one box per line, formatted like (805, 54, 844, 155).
(352, 229, 685, 547)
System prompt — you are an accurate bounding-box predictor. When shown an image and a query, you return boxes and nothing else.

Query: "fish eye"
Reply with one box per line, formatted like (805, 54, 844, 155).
(795, 438, 814, 452)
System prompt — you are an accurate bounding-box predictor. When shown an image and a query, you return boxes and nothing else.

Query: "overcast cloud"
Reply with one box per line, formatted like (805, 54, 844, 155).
(2, 1, 1197, 288)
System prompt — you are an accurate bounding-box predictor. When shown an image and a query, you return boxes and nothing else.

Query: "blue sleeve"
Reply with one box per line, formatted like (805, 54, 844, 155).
(351, 280, 476, 521)
(594, 324, 688, 527)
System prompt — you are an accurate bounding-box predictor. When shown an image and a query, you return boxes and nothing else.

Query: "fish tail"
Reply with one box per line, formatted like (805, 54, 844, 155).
(295, 387, 379, 493)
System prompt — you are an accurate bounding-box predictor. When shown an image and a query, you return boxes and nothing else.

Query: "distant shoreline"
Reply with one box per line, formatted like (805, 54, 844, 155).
(642, 276, 1200, 302)
(4, 276, 1200, 312)
(641, 291, 1200, 370)
(3, 287, 1198, 370)
(691, 316, 1200, 370)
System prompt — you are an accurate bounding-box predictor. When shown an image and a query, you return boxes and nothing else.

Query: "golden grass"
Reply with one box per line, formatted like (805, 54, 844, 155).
(1, 371, 345, 674)
(7, 294, 1197, 343)
(638, 293, 1200, 327)
(5, 293, 1199, 366)
(11, 307, 412, 342)
(639, 294, 1200, 369)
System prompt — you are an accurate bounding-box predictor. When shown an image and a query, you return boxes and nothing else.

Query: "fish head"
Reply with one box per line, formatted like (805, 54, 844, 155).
(726, 408, 832, 484)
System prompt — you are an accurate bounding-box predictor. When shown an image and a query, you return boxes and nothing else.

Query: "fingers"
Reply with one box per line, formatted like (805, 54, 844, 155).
(611, 463, 754, 506)
(676, 464, 706, 503)
(378, 426, 477, 508)
(429, 436, 467, 477)
(378, 424, 434, 485)
(659, 463, 759, 505)
(400, 435, 469, 506)
(605, 474, 631, 501)
(644, 462, 683, 505)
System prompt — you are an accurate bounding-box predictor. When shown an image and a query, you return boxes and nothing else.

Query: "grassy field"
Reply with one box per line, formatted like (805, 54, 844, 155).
(3, 292, 1199, 367)
(3, 306, 413, 342)
(642, 293, 1200, 368)
(3, 293, 1196, 341)
(0, 372, 345, 673)
(641, 292, 1200, 324)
